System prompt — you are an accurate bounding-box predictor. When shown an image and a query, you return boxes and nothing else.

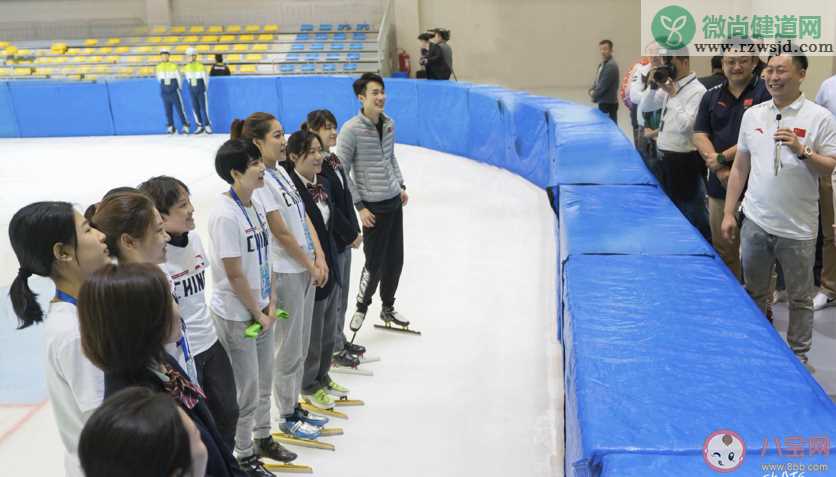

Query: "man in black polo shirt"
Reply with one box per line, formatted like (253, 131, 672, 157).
(693, 47, 771, 280)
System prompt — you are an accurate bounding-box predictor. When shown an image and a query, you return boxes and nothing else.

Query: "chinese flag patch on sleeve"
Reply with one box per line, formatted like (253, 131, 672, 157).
(794, 127, 807, 138)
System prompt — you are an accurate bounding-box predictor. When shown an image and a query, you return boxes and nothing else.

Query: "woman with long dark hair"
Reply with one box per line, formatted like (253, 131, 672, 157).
(8, 201, 111, 477)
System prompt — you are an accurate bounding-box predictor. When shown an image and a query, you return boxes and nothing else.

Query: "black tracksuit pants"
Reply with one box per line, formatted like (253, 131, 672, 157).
(356, 195, 404, 313)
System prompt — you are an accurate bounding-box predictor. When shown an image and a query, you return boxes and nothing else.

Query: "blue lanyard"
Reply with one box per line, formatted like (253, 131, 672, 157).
(55, 290, 77, 305)
(266, 167, 315, 253)
(229, 188, 267, 266)
(177, 319, 191, 363)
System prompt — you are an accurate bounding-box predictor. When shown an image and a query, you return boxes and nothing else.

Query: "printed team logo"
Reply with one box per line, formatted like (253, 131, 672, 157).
(793, 127, 807, 138)
(651, 5, 697, 50)
(755, 128, 765, 134)
(718, 100, 728, 108)
(743, 98, 753, 107)
(703, 430, 746, 472)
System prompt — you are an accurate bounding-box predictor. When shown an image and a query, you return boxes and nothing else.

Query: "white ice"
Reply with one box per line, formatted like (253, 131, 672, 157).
(0, 136, 564, 476)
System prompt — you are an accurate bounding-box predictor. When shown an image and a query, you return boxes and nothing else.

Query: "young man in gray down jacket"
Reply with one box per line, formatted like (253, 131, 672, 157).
(336, 73, 412, 334)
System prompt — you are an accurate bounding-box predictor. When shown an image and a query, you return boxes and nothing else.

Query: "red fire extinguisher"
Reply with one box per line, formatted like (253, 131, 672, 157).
(397, 49, 411, 75)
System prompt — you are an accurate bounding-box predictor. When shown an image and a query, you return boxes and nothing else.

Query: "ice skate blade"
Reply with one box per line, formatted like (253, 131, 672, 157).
(319, 427, 344, 437)
(331, 364, 373, 376)
(374, 323, 422, 335)
(300, 402, 349, 420)
(262, 460, 313, 473)
(272, 432, 336, 451)
(359, 354, 380, 364)
(334, 398, 364, 407)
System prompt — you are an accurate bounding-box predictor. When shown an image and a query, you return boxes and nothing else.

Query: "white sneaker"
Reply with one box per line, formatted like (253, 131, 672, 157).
(205, 125, 213, 134)
(813, 291, 835, 311)
(773, 290, 788, 304)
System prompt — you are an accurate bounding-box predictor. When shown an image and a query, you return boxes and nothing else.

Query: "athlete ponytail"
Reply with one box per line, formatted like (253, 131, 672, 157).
(8, 201, 77, 329)
(230, 118, 245, 140)
(231, 112, 276, 141)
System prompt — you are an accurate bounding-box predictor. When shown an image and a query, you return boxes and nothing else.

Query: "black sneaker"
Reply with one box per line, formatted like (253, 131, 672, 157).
(255, 436, 297, 463)
(237, 455, 274, 477)
(344, 342, 366, 355)
(333, 349, 360, 368)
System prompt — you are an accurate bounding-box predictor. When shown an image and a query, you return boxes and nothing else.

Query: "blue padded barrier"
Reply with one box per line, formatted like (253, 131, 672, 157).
(278, 76, 355, 133)
(562, 254, 836, 477)
(549, 104, 656, 187)
(382, 78, 419, 146)
(9, 81, 114, 137)
(206, 76, 282, 134)
(417, 80, 470, 156)
(466, 86, 513, 167)
(0, 82, 19, 138)
(502, 94, 554, 187)
(599, 453, 833, 476)
(108, 78, 195, 134)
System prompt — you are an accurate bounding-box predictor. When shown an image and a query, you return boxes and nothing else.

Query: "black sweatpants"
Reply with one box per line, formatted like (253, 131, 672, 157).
(195, 340, 239, 451)
(356, 195, 404, 313)
(598, 102, 618, 123)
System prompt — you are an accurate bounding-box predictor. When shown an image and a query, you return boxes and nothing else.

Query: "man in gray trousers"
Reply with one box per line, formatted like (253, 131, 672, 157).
(337, 73, 411, 332)
(589, 39, 620, 123)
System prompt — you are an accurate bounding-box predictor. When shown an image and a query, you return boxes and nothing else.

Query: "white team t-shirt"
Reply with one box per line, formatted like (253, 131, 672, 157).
(161, 232, 218, 356)
(43, 301, 104, 477)
(209, 193, 270, 321)
(738, 95, 836, 240)
(254, 166, 315, 274)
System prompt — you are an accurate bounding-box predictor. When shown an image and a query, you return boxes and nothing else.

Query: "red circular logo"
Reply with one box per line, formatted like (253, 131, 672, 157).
(703, 430, 746, 472)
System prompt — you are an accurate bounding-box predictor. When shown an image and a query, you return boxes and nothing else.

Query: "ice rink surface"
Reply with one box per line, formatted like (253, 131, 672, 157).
(0, 136, 564, 476)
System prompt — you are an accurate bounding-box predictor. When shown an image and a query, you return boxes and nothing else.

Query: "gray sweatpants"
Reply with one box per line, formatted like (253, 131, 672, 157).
(273, 271, 315, 417)
(740, 219, 815, 360)
(303, 285, 339, 395)
(212, 313, 275, 458)
(334, 249, 351, 352)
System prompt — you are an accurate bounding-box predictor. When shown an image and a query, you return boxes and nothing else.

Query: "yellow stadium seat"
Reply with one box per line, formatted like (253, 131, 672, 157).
(78, 65, 92, 73)
(239, 64, 257, 73)
(66, 47, 79, 54)
(93, 64, 109, 73)
(84, 38, 98, 46)
(3, 46, 18, 55)
(117, 66, 134, 75)
(244, 25, 260, 32)
(54, 57, 67, 64)
(67, 74, 82, 80)
(257, 34, 273, 42)
(228, 64, 238, 73)
(139, 66, 155, 75)
(17, 49, 31, 56)
(225, 25, 242, 33)
(149, 55, 161, 63)
(208, 25, 223, 33)
(226, 54, 242, 62)
(88, 56, 102, 63)
(0, 41, 9, 48)
(200, 54, 213, 62)
(115, 46, 130, 54)
(85, 74, 98, 80)
(245, 54, 263, 62)
(189, 26, 205, 33)
(264, 24, 279, 33)
(252, 44, 268, 52)
(98, 47, 113, 54)
(171, 54, 184, 62)
(0, 68, 11, 76)
(170, 26, 186, 34)
(14, 67, 32, 76)
(239, 34, 254, 42)
(175, 45, 190, 52)
(233, 44, 248, 52)
(214, 44, 230, 53)
(107, 38, 121, 45)
(81, 48, 94, 55)
(105, 56, 119, 63)
(147, 36, 162, 44)
(34, 57, 48, 64)
(219, 35, 235, 42)
(151, 26, 168, 34)
(165, 36, 181, 43)
(35, 67, 53, 75)
(203, 35, 218, 42)
(51, 42, 68, 54)
(196, 44, 210, 52)
(184, 35, 199, 43)
(135, 46, 152, 53)
(124, 56, 140, 63)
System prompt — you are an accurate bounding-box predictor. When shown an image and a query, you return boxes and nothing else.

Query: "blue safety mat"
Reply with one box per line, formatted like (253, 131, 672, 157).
(549, 104, 656, 186)
(279, 76, 356, 130)
(206, 76, 282, 134)
(383, 78, 419, 146)
(558, 185, 714, 259)
(599, 453, 833, 477)
(9, 81, 115, 137)
(562, 254, 836, 477)
(417, 80, 470, 156)
(466, 85, 516, 166)
(0, 82, 18, 138)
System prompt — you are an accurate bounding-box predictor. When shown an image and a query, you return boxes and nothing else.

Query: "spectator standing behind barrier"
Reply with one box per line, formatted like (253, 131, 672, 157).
(183, 48, 212, 135)
(156, 47, 191, 135)
(211, 54, 231, 77)
(418, 33, 450, 80)
(627, 55, 651, 148)
(722, 53, 836, 372)
(813, 73, 836, 311)
(431, 28, 454, 79)
(652, 49, 709, 240)
(638, 45, 665, 178)
(693, 48, 770, 281)
(699, 55, 725, 90)
(589, 39, 619, 123)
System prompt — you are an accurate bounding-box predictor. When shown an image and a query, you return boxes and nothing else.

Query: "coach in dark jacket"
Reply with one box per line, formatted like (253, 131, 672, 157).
(589, 39, 620, 122)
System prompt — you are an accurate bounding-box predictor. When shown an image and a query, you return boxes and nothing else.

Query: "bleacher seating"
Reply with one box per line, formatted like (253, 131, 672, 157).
(0, 23, 379, 80)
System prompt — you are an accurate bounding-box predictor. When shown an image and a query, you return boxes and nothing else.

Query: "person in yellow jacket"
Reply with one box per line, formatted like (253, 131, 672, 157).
(183, 47, 212, 134)
(156, 47, 191, 134)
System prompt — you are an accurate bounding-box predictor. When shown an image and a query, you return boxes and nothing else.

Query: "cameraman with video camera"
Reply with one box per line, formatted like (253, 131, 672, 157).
(649, 48, 709, 240)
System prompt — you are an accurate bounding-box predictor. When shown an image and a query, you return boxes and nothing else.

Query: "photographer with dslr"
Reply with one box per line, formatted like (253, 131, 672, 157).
(650, 48, 709, 239)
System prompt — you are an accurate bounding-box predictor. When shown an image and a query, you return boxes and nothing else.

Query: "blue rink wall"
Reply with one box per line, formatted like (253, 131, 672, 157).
(2, 77, 836, 475)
